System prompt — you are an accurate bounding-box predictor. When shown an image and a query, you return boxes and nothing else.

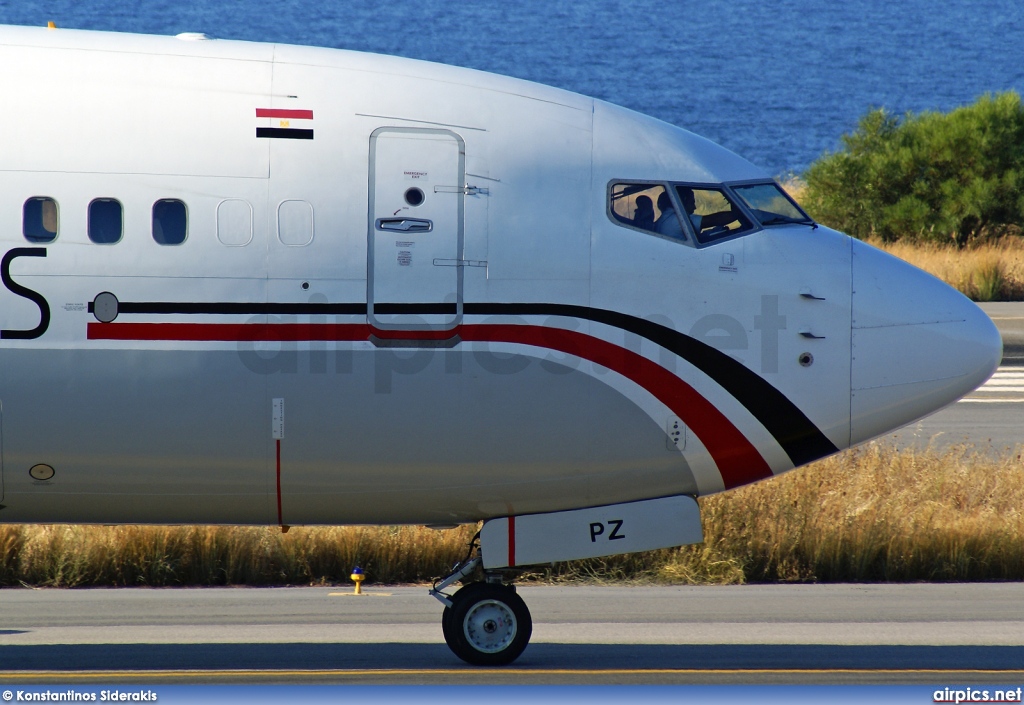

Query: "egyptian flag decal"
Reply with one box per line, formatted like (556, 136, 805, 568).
(256, 108, 314, 140)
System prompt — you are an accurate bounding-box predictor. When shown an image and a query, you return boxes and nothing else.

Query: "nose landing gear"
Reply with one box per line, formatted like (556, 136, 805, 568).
(443, 581, 532, 665)
(431, 553, 532, 665)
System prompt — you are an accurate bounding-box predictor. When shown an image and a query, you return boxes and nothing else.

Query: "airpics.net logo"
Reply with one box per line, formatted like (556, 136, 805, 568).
(934, 687, 1023, 703)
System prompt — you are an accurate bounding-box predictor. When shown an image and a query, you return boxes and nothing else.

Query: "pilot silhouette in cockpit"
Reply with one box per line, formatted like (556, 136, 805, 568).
(632, 195, 655, 231)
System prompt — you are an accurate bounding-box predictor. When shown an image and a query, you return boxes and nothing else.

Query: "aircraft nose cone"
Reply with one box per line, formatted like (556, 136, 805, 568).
(850, 240, 1002, 444)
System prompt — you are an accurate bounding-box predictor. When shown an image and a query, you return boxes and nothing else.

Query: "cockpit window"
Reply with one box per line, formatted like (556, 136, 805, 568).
(732, 182, 813, 227)
(609, 183, 687, 242)
(675, 185, 753, 244)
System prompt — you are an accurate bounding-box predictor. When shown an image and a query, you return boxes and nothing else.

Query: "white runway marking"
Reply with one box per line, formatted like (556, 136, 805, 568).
(960, 367, 1024, 403)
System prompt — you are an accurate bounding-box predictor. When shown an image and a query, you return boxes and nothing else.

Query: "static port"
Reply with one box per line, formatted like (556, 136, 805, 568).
(798, 352, 814, 367)
(30, 464, 55, 481)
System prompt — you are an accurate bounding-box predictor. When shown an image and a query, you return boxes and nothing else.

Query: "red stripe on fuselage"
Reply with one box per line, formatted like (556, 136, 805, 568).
(88, 322, 370, 341)
(276, 438, 283, 526)
(460, 325, 772, 489)
(508, 516, 516, 567)
(256, 108, 314, 120)
(87, 321, 773, 489)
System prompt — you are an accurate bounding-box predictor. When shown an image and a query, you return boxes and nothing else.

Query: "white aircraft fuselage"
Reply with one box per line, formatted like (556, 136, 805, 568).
(0, 26, 999, 539)
(0, 23, 1002, 665)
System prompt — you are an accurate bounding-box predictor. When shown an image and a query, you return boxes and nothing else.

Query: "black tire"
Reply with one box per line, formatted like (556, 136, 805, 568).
(443, 582, 532, 666)
(441, 603, 455, 645)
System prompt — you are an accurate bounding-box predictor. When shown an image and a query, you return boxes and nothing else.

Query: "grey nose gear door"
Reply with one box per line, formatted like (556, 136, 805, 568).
(368, 127, 465, 331)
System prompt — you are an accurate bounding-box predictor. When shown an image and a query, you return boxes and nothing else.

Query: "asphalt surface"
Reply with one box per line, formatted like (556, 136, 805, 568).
(1, 584, 1023, 684)
(985, 302, 1024, 366)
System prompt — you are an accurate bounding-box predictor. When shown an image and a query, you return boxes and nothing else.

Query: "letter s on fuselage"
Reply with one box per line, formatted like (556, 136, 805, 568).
(1, 247, 49, 339)
(0, 24, 1000, 524)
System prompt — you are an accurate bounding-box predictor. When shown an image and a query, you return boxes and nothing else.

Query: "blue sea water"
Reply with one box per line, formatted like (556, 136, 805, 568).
(1, 0, 1023, 174)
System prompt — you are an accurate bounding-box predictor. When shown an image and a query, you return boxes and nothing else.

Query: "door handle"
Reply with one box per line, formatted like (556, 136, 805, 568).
(376, 218, 433, 232)
(434, 184, 489, 195)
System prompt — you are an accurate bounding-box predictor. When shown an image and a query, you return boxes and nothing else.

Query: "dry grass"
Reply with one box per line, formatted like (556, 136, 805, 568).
(2, 446, 1022, 587)
(781, 176, 1024, 301)
(0, 524, 477, 588)
(529, 444, 1024, 584)
(697, 443, 1024, 582)
(875, 238, 1024, 301)
(779, 175, 809, 202)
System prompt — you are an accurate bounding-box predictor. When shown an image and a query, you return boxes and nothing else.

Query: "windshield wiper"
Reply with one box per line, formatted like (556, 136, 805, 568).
(760, 215, 814, 226)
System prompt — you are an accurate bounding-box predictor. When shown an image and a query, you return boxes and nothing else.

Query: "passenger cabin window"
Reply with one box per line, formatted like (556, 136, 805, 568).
(277, 200, 314, 246)
(217, 199, 253, 246)
(732, 182, 813, 227)
(609, 183, 687, 242)
(674, 186, 753, 244)
(88, 198, 123, 244)
(153, 199, 188, 245)
(23, 197, 59, 242)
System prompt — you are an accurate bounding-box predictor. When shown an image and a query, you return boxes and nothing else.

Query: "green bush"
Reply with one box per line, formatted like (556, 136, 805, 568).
(801, 92, 1024, 245)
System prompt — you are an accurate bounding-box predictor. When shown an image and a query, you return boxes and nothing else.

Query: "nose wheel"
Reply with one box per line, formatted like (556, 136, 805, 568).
(431, 550, 533, 665)
(442, 582, 532, 665)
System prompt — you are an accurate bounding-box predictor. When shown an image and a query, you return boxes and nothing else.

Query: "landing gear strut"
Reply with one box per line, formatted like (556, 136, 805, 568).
(430, 550, 532, 665)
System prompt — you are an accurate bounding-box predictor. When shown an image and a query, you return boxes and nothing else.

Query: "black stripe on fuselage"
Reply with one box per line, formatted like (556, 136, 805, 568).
(374, 303, 457, 315)
(465, 303, 839, 467)
(256, 128, 314, 140)
(87, 301, 368, 316)
(85, 302, 458, 316)
(87, 299, 839, 466)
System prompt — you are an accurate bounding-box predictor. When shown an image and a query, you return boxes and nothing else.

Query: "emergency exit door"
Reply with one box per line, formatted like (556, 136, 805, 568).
(368, 128, 465, 331)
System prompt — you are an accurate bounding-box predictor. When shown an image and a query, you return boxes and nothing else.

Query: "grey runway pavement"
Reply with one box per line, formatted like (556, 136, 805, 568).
(985, 302, 1024, 366)
(1, 584, 1023, 684)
